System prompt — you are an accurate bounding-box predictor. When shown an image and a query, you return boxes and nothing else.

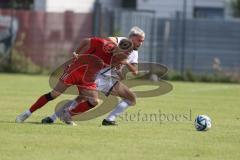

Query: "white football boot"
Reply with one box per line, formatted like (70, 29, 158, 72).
(56, 107, 77, 126)
(15, 111, 31, 123)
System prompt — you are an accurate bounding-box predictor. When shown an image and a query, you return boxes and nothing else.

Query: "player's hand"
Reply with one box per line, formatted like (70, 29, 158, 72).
(120, 59, 128, 65)
(116, 64, 123, 70)
(73, 51, 80, 59)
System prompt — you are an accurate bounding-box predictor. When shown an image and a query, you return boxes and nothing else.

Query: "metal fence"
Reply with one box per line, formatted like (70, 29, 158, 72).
(1, 5, 240, 76)
(100, 8, 240, 75)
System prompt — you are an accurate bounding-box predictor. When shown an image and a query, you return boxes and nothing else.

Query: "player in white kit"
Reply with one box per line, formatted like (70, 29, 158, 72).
(41, 26, 145, 126)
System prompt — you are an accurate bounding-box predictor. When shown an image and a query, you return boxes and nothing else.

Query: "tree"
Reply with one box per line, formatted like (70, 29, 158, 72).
(0, 0, 34, 10)
(232, 0, 240, 17)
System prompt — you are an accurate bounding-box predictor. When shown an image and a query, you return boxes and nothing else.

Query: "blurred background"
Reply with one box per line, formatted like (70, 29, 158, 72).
(0, 0, 240, 82)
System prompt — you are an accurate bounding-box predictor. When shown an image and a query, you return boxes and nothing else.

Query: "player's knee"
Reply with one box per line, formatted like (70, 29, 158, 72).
(75, 96, 85, 102)
(45, 92, 55, 101)
(132, 93, 137, 106)
(88, 98, 99, 106)
(127, 93, 136, 106)
(50, 90, 61, 99)
(131, 97, 136, 106)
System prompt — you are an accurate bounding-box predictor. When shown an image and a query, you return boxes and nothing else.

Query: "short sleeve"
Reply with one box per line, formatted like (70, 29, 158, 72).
(127, 50, 138, 64)
(90, 37, 103, 48)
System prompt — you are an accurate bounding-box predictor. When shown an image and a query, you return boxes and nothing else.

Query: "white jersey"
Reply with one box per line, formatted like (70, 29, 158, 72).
(95, 37, 139, 95)
(98, 37, 138, 78)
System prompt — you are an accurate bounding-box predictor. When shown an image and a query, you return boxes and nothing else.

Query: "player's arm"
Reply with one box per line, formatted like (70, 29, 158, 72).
(115, 62, 137, 80)
(107, 37, 118, 44)
(129, 63, 138, 75)
(73, 38, 91, 58)
(121, 60, 138, 75)
(116, 69, 125, 80)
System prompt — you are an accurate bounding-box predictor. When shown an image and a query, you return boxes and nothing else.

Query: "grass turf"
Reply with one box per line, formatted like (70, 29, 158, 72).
(0, 73, 240, 160)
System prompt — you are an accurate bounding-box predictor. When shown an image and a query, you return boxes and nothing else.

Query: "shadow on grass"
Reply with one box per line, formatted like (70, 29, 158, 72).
(0, 120, 64, 126)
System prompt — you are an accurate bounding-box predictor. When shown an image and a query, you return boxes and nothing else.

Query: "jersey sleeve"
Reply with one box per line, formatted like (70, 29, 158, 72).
(127, 51, 138, 64)
(90, 37, 103, 48)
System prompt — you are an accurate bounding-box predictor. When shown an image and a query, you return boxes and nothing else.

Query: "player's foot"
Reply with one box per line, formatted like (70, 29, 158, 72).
(41, 117, 54, 124)
(102, 119, 117, 126)
(15, 112, 30, 123)
(58, 108, 71, 122)
(57, 108, 77, 126)
(65, 121, 78, 126)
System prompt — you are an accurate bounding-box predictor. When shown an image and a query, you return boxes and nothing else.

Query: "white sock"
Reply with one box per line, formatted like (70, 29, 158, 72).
(68, 100, 78, 110)
(50, 113, 57, 121)
(52, 100, 78, 121)
(106, 100, 131, 121)
(25, 110, 32, 116)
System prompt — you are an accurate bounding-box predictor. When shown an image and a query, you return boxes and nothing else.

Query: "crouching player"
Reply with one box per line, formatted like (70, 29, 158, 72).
(16, 36, 133, 123)
(42, 26, 145, 126)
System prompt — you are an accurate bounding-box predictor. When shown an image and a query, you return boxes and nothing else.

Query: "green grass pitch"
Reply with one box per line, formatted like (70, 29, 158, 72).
(0, 73, 240, 160)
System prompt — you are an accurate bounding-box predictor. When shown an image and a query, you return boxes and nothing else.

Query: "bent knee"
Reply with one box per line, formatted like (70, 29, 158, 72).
(88, 98, 99, 106)
(131, 94, 137, 106)
(130, 100, 136, 106)
(50, 90, 61, 99)
(126, 94, 136, 106)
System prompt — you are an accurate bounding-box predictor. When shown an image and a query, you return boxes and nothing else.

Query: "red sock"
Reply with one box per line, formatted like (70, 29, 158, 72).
(29, 94, 52, 113)
(69, 101, 94, 116)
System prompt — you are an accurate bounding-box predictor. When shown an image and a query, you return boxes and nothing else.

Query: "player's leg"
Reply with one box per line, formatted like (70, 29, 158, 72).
(55, 89, 98, 125)
(16, 80, 69, 123)
(110, 82, 136, 105)
(42, 68, 98, 124)
(41, 95, 84, 124)
(102, 82, 136, 125)
(41, 98, 78, 124)
(68, 88, 99, 116)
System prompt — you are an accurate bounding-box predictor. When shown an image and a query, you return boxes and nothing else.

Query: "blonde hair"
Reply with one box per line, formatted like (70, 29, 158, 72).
(128, 26, 145, 38)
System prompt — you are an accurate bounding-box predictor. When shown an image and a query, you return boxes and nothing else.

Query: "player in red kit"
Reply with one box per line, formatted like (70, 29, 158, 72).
(16, 37, 133, 123)
(41, 27, 145, 126)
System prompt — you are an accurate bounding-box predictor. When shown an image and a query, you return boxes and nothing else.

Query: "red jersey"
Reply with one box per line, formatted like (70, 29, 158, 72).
(83, 37, 115, 65)
(60, 37, 116, 90)
(67, 37, 116, 73)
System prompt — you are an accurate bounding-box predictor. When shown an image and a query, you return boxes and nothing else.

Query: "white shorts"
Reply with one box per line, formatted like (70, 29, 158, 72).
(95, 73, 119, 96)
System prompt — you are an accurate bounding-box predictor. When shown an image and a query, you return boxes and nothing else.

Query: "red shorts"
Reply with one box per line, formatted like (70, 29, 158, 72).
(60, 60, 97, 91)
